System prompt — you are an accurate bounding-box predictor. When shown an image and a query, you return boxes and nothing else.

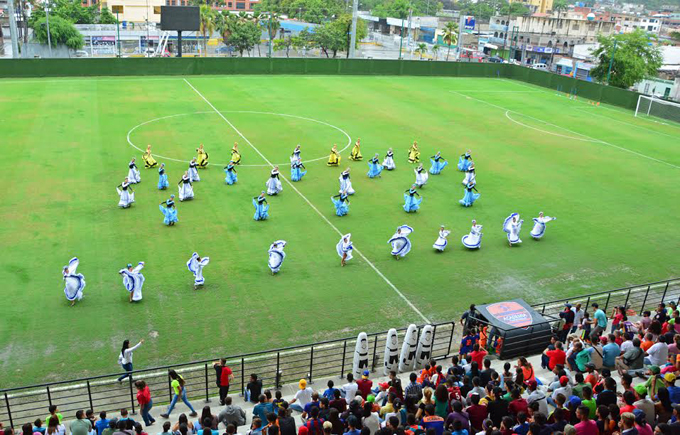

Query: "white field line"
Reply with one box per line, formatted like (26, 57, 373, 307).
(573, 107, 680, 141)
(505, 111, 601, 143)
(183, 78, 431, 324)
(449, 90, 541, 93)
(450, 90, 680, 170)
(126, 111, 353, 167)
(0, 77, 187, 84)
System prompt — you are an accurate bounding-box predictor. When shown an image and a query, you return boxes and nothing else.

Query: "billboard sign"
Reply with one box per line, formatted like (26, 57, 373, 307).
(464, 16, 475, 30)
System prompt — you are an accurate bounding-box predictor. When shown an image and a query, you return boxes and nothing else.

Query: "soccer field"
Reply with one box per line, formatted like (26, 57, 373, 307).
(1, 74, 679, 386)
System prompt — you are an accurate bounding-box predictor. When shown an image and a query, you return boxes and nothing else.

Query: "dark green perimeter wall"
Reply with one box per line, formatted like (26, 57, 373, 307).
(0, 58, 641, 110)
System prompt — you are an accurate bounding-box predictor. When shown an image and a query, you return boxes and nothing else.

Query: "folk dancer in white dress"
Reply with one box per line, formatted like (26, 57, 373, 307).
(530, 212, 556, 240)
(383, 148, 396, 170)
(503, 213, 524, 247)
(127, 158, 141, 184)
(116, 178, 135, 208)
(414, 163, 429, 188)
(388, 225, 413, 260)
(119, 262, 145, 303)
(367, 154, 383, 178)
(462, 220, 483, 249)
(462, 163, 476, 186)
(337, 233, 353, 266)
(268, 240, 287, 275)
(63, 257, 86, 306)
(188, 158, 200, 182)
(266, 166, 283, 195)
(457, 150, 473, 172)
(178, 171, 194, 201)
(433, 226, 451, 252)
(290, 145, 302, 163)
(339, 168, 355, 195)
(187, 252, 210, 289)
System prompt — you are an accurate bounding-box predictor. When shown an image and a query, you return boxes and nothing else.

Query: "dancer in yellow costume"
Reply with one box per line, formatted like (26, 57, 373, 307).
(142, 145, 158, 168)
(349, 138, 363, 161)
(407, 141, 420, 163)
(327, 144, 341, 167)
(231, 142, 241, 165)
(196, 144, 209, 168)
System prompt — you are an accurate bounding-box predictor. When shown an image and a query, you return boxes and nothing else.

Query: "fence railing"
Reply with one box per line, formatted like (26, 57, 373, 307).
(2, 277, 679, 428)
(0, 322, 457, 428)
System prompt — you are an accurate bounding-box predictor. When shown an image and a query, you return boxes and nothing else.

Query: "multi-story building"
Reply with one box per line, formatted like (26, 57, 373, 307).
(102, 0, 163, 23)
(509, 0, 553, 15)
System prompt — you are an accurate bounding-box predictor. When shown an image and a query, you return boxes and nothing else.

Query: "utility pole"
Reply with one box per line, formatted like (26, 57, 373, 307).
(455, 13, 464, 60)
(268, 12, 273, 57)
(116, 11, 121, 57)
(348, 0, 358, 58)
(45, 0, 53, 57)
(399, 16, 405, 59)
(606, 38, 617, 85)
(407, 8, 412, 59)
(7, 0, 20, 58)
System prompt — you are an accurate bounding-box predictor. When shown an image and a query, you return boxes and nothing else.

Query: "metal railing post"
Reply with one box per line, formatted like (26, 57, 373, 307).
(276, 352, 281, 389)
(641, 285, 650, 312)
(447, 323, 455, 357)
(87, 381, 94, 411)
(541, 304, 546, 314)
(585, 297, 591, 311)
(168, 370, 173, 402)
(240, 358, 245, 397)
(309, 346, 314, 383)
(128, 376, 136, 414)
(371, 336, 378, 372)
(431, 325, 438, 357)
(205, 363, 210, 402)
(604, 293, 611, 312)
(340, 341, 347, 378)
(5, 392, 13, 428)
(46, 386, 53, 407)
(662, 282, 669, 303)
(623, 288, 631, 311)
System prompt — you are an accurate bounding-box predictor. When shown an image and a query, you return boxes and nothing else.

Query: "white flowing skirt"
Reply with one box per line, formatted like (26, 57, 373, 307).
(339, 177, 355, 195)
(389, 237, 411, 258)
(382, 156, 395, 170)
(415, 171, 428, 187)
(531, 222, 546, 239)
(268, 250, 286, 273)
(462, 232, 482, 249)
(123, 274, 145, 301)
(336, 241, 353, 261)
(117, 189, 135, 208)
(64, 275, 86, 301)
(463, 171, 476, 186)
(433, 237, 448, 251)
(179, 183, 194, 201)
(188, 167, 200, 182)
(266, 178, 283, 195)
(127, 168, 141, 184)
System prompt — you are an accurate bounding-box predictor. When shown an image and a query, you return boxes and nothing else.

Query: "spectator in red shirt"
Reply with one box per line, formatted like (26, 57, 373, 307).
(135, 380, 155, 427)
(470, 344, 488, 368)
(465, 393, 488, 432)
(508, 389, 528, 417)
(544, 342, 567, 371)
(574, 405, 598, 435)
(213, 359, 234, 406)
(356, 370, 373, 399)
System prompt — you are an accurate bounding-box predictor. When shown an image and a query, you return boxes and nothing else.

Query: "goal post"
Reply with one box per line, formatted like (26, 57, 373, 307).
(635, 95, 680, 125)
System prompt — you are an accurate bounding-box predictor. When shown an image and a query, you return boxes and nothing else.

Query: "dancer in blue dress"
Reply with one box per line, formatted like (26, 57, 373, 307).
(429, 152, 448, 175)
(63, 257, 86, 306)
(331, 191, 350, 216)
(268, 240, 287, 274)
(291, 159, 307, 182)
(159, 195, 178, 226)
(157, 163, 169, 190)
(367, 153, 383, 178)
(388, 225, 413, 259)
(224, 161, 238, 185)
(403, 185, 422, 213)
(503, 213, 524, 247)
(457, 150, 473, 172)
(459, 182, 480, 207)
(253, 192, 269, 221)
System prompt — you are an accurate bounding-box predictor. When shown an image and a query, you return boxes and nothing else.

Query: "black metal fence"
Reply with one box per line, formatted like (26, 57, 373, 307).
(2, 277, 679, 428)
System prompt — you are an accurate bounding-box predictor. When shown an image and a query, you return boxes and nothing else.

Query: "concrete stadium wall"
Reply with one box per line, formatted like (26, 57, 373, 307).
(0, 58, 640, 109)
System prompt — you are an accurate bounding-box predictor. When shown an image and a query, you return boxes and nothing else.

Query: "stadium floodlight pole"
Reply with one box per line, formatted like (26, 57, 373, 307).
(7, 0, 20, 58)
(116, 11, 121, 57)
(606, 38, 617, 85)
(455, 13, 464, 60)
(398, 17, 404, 59)
(44, 0, 53, 57)
(348, 0, 358, 59)
(268, 13, 273, 58)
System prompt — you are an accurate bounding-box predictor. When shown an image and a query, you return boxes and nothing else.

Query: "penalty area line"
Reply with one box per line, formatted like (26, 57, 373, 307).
(183, 78, 431, 324)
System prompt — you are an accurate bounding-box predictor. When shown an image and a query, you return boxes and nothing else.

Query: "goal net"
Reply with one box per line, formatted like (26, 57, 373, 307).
(635, 95, 680, 125)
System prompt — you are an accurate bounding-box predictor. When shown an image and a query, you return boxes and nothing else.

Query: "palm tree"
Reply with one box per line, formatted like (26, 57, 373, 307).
(415, 43, 427, 59)
(442, 21, 458, 61)
(263, 12, 280, 57)
(199, 4, 216, 57)
(431, 44, 439, 60)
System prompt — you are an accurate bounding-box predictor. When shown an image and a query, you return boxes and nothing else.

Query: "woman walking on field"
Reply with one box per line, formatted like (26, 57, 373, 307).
(118, 339, 144, 382)
(161, 370, 198, 418)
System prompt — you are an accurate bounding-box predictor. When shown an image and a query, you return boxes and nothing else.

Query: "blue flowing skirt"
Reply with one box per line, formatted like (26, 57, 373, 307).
(367, 162, 383, 178)
(159, 204, 178, 225)
(158, 173, 169, 190)
(457, 156, 472, 172)
(459, 190, 480, 207)
(225, 170, 238, 185)
(332, 198, 349, 216)
(403, 194, 422, 213)
(291, 167, 307, 182)
(429, 159, 448, 175)
(253, 199, 269, 220)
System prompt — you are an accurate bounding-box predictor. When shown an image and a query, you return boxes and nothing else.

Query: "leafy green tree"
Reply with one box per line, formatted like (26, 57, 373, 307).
(199, 4, 217, 57)
(273, 37, 292, 56)
(315, 14, 366, 58)
(431, 43, 439, 60)
(551, 0, 567, 18)
(671, 31, 680, 43)
(227, 17, 262, 56)
(415, 42, 427, 59)
(261, 12, 281, 56)
(33, 15, 84, 49)
(442, 21, 457, 61)
(97, 7, 118, 24)
(590, 29, 663, 89)
(291, 28, 315, 56)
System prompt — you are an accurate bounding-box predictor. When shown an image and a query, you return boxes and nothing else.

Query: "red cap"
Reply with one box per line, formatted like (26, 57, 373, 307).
(560, 376, 569, 386)
(527, 380, 537, 389)
(379, 382, 389, 389)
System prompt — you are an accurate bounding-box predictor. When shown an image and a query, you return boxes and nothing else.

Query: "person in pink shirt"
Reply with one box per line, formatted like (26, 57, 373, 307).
(574, 405, 598, 435)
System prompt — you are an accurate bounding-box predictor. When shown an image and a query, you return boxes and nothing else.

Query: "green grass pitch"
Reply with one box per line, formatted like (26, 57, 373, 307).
(1, 75, 679, 386)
